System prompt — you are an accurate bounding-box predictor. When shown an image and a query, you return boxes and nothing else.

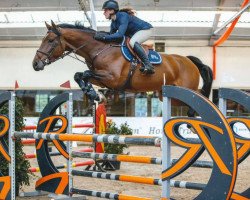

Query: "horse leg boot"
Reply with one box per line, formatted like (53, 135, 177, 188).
(133, 42, 155, 75)
(85, 82, 100, 102)
(81, 71, 100, 101)
(74, 72, 100, 101)
(74, 72, 87, 92)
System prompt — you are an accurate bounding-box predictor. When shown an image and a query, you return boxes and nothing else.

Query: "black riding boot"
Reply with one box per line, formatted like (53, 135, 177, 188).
(133, 42, 155, 75)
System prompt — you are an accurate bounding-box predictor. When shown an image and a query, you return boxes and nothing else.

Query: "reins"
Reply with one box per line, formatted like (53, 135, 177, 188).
(36, 28, 121, 68)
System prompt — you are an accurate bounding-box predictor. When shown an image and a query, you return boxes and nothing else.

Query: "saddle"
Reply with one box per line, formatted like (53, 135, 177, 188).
(121, 37, 162, 65)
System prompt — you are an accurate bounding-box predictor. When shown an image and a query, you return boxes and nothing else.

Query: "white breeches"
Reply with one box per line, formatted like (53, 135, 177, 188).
(129, 28, 153, 48)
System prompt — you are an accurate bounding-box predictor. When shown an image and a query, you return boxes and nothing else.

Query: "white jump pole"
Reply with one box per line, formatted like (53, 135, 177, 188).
(67, 93, 73, 195)
(9, 92, 15, 200)
(161, 88, 171, 198)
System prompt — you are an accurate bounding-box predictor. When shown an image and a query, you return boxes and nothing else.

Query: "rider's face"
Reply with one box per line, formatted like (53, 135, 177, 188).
(103, 9, 114, 19)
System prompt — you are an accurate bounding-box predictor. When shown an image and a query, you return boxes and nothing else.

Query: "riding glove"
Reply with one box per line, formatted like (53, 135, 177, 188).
(94, 33, 106, 41)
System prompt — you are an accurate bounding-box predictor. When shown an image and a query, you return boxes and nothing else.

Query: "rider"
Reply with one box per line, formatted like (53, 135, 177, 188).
(94, 0, 155, 75)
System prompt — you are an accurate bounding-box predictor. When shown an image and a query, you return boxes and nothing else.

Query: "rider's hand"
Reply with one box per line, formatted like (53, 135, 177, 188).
(94, 33, 106, 41)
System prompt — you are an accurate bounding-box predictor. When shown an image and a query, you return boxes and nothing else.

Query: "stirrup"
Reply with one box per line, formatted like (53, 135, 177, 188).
(145, 68, 155, 75)
(139, 66, 145, 73)
(140, 67, 155, 75)
(142, 69, 155, 75)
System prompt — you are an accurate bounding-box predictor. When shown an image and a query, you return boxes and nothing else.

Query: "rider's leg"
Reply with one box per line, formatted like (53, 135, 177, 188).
(130, 29, 155, 74)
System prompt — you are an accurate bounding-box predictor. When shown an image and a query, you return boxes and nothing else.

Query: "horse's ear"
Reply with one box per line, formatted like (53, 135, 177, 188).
(51, 20, 61, 36)
(45, 21, 51, 30)
(51, 20, 58, 29)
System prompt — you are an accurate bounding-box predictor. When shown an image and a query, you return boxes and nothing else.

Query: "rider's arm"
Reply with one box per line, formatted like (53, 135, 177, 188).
(110, 23, 117, 34)
(104, 13, 129, 42)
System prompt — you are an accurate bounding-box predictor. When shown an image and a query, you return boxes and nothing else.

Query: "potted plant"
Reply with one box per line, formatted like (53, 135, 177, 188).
(104, 120, 132, 170)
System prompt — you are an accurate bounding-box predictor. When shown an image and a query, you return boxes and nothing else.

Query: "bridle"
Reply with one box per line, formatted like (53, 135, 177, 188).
(35, 27, 120, 68)
(36, 33, 61, 65)
(36, 29, 90, 66)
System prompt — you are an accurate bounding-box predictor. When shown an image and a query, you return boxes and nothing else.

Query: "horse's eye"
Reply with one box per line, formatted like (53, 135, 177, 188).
(48, 39, 54, 43)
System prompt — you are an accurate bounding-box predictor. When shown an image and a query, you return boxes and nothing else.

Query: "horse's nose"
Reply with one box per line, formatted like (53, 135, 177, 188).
(33, 60, 44, 71)
(33, 61, 39, 71)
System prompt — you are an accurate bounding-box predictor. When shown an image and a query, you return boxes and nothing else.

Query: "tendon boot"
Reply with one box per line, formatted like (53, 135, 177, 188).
(86, 82, 100, 102)
(133, 42, 155, 75)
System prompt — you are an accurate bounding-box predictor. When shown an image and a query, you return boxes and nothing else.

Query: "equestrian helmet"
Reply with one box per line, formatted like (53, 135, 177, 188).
(102, 0, 119, 12)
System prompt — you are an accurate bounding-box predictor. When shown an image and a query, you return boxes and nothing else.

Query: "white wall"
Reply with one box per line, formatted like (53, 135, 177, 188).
(0, 41, 250, 90)
(0, 47, 85, 90)
(166, 46, 250, 89)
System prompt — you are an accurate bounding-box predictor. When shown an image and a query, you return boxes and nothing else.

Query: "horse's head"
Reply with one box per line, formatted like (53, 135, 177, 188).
(33, 21, 66, 71)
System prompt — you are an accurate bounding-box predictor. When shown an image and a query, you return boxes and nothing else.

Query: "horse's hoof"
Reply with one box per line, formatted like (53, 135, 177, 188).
(94, 95, 100, 102)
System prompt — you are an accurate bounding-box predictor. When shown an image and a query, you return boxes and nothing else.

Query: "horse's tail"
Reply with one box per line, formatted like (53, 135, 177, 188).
(187, 55, 213, 98)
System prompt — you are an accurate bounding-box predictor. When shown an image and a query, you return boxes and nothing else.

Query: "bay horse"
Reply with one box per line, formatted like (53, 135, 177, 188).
(32, 21, 213, 116)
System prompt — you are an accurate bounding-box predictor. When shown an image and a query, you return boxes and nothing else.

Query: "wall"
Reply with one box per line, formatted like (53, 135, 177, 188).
(166, 45, 250, 89)
(0, 47, 84, 89)
(0, 40, 250, 90)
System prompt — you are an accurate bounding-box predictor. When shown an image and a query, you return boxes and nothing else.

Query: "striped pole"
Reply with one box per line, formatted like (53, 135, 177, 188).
(170, 180, 205, 190)
(22, 126, 37, 130)
(171, 159, 213, 168)
(72, 170, 206, 191)
(72, 152, 162, 164)
(29, 160, 94, 173)
(72, 124, 94, 128)
(22, 139, 36, 145)
(72, 170, 162, 186)
(71, 179, 206, 199)
(72, 152, 213, 168)
(25, 148, 93, 159)
(23, 123, 95, 130)
(71, 188, 152, 200)
(14, 132, 161, 147)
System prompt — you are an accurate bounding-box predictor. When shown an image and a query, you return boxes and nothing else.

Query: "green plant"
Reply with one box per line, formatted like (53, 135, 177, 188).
(104, 121, 132, 154)
(0, 98, 31, 195)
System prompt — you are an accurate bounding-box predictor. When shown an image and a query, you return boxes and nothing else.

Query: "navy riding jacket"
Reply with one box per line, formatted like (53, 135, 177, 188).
(104, 11, 153, 42)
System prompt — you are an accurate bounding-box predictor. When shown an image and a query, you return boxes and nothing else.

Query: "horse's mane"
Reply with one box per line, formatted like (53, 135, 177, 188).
(58, 22, 96, 33)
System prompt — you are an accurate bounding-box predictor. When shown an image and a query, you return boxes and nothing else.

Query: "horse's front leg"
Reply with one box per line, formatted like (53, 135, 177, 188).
(74, 71, 100, 102)
(74, 72, 86, 91)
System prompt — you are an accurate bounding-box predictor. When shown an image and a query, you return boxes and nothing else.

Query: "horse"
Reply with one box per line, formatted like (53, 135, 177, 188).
(32, 21, 213, 116)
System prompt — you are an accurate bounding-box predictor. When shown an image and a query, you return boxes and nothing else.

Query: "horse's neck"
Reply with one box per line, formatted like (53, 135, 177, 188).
(63, 30, 105, 62)
(63, 29, 124, 75)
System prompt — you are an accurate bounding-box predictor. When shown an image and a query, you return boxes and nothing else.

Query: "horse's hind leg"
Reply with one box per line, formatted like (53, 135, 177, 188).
(74, 71, 100, 102)
(187, 108, 196, 117)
